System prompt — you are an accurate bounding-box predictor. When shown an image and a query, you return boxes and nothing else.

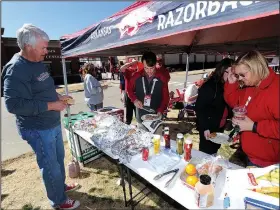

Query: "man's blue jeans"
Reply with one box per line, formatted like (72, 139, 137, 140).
(18, 125, 67, 206)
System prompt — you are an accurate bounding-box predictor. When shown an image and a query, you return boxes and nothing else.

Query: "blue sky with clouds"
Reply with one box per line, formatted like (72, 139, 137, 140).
(2, 1, 133, 39)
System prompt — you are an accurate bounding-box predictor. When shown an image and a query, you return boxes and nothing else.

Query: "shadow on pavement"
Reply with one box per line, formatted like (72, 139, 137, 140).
(66, 190, 162, 210)
(1, 193, 9, 201)
(1, 169, 16, 177)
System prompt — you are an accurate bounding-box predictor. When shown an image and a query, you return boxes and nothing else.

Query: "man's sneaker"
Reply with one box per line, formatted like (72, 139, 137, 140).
(65, 183, 80, 193)
(58, 198, 80, 210)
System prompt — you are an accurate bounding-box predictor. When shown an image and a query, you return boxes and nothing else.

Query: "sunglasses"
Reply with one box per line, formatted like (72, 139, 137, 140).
(234, 71, 249, 79)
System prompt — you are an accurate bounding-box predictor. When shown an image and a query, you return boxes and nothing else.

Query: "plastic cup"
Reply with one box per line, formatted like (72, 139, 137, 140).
(233, 106, 247, 120)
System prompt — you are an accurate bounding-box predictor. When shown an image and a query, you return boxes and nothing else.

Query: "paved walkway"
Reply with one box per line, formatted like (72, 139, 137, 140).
(56, 69, 213, 93)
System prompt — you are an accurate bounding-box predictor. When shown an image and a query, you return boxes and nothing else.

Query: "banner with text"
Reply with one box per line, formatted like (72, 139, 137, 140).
(60, 1, 279, 57)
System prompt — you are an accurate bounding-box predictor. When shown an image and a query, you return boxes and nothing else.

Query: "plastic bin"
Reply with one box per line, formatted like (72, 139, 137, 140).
(63, 112, 102, 165)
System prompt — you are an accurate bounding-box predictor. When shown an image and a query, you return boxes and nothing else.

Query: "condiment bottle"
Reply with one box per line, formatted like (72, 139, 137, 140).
(163, 127, 170, 149)
(195, 174, 215, 208)
(153, 134, 161, 155)
(176, 133, 184, 155)
(184, 138, 192, 161)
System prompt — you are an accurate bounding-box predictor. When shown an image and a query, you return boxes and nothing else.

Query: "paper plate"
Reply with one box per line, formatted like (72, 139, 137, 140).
(141, 114, 161, 122)
(208, 133, 230, 145)
(98, 108, 113, 112)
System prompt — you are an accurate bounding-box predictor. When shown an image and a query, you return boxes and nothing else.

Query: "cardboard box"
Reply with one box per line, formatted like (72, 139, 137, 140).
(63, 112, 102, 165)
(65, 129, 103, 164)
(225, 165, 279, 209)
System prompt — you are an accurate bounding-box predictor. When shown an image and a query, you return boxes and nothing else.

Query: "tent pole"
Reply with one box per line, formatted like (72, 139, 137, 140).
(62, 58, 71, 129)
(203, 61, 205, 71)
(62, 58, 69, 95)
(62, 58, 71, 128)
(184, 53, 189, 88)
(61, 58, 79, 162)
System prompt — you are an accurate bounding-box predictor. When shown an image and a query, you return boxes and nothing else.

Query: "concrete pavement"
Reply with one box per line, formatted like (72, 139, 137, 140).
(55, 68, 213, 93)
(1, 72, 203, 161)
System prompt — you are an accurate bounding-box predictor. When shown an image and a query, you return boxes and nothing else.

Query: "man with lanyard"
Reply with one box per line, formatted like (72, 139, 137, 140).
(127, 51, 169, 131)
(129, 56, 170, 117)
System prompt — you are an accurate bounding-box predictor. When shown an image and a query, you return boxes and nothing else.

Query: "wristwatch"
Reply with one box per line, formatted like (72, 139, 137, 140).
(252, 122, 258, 133)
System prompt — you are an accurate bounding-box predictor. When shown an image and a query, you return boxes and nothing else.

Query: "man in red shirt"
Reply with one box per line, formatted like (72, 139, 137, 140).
(127, 52, 169, 130)
(156, 57, 170, 83)
(119, 60, 138, 125)
(137, 58, 170, 110)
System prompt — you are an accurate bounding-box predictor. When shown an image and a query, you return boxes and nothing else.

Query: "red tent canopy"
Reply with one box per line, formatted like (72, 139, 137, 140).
(60, 1, 280, 57)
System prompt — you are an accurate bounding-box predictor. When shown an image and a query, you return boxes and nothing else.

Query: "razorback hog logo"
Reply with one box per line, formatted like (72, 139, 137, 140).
(117, 7, 156, 38)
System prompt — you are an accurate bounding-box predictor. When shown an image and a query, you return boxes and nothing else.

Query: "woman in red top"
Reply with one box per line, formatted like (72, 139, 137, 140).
(225, 50, 279, 167)
(119, 60, 139, 124)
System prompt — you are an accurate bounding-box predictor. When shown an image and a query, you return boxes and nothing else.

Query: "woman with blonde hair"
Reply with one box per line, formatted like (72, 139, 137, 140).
(225, 50, 279, 167)
(82, 63, 104, 111)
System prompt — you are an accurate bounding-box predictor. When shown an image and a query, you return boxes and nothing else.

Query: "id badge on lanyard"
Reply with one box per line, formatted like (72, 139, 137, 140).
(144, 95, 151, 107)
(142, 77, 157, 107)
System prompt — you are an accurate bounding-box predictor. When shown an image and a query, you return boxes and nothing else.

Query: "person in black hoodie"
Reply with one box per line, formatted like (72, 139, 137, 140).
(195, 58, 234, 155)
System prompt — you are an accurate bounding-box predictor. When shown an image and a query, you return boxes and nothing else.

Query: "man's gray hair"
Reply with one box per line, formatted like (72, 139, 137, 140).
(16, 24, 49, 50)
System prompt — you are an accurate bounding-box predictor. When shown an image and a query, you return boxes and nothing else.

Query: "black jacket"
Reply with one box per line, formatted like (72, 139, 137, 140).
(195, 77, 231, 132)
(120, 72, 125, 91)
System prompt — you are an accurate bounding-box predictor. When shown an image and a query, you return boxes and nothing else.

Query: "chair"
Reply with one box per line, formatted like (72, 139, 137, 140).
(178, 92, 198, 121)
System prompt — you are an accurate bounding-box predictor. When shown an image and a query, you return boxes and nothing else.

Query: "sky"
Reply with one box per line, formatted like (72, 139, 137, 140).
(2, 1, 133, 40)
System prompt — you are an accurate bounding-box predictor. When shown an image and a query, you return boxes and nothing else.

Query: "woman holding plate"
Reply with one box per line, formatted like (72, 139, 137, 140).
(195, 58, 234, 155)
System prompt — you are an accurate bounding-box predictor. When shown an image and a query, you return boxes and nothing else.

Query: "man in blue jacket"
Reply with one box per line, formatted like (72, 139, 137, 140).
(2, 24, 80, 209)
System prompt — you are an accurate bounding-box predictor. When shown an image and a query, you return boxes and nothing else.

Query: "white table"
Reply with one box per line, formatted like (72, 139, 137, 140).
(123, 142, 244, 209)
(73, 130, 245, 209)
